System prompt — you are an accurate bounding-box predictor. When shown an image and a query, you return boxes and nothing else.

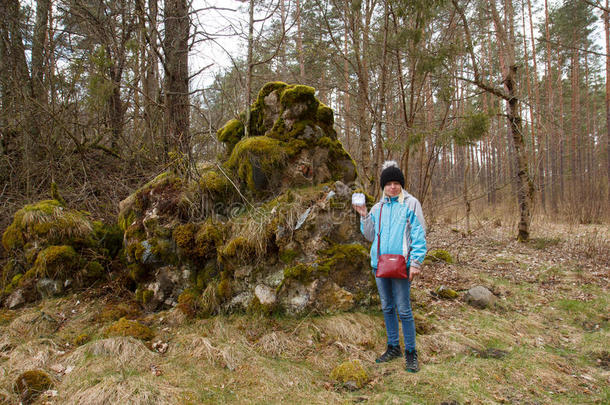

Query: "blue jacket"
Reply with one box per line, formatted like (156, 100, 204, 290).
(360, 190, 427, 270)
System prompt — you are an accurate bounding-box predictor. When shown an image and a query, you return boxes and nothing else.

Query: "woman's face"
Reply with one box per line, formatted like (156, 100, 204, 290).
(384, 181, 402, 197)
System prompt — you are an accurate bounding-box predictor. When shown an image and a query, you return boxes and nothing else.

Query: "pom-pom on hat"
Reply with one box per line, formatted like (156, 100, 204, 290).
(380, 160, 405, 189)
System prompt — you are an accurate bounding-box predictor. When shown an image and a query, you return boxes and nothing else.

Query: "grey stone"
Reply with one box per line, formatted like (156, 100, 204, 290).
(140, 240, 154, 264)
(334, 181, 351, 200)
(6, 289, 26, 309)
(464, 286, 496, 309)
(144, 266, 182, 310)
(36, 278, 64, 299)
(254, 284, 277, 306)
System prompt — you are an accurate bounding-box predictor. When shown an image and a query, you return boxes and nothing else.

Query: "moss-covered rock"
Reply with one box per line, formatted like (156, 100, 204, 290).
(1, 224, 24, 251)
(217, 118, 245, 154)
(113, 83, 367, 317)
(424, 249, 454, 264)
(177, 288, 199, 318)
(1, 195, 120, 306)
(329, 360, 368, 389)
(32, 245, 79, 279)
(226, 136, 287, 193)
(436, 285, 459, 299)
(14, 369, 54, 403)
(105, 317, 154, 341)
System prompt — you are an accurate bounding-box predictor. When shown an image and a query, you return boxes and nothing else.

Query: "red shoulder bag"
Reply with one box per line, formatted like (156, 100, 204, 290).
(375, 203, 409, 279)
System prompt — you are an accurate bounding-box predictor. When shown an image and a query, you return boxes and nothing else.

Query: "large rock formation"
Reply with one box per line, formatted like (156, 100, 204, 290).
(0, 82, 375, 315)
(1, 199, 123, 308)
(118, 82, 374, 315)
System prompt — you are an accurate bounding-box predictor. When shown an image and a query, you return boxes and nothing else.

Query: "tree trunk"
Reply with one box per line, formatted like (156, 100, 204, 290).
(164, 0, 190, 171)
(373, 1, 389, 193)
(527, 0, 544, 209)
(296, 0, 305, 81)
(245, 0, 254, 138)
(605, 0, 610, 192)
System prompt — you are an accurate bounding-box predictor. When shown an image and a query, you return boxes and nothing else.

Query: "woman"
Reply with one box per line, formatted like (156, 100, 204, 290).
(353, 160, 427, 372)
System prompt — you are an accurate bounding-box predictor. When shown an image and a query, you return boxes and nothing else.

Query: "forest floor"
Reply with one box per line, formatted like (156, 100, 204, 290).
(0, 219, 608, 404)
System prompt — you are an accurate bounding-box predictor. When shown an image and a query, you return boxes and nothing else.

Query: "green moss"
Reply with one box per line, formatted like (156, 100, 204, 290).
(199, 169, 233, 198)
(196, 261, 217, 289)
(14, 369, 54, 403)
(316, 103, 334, 128)
(105, 317, 154, 340)
(11, 273, 23, 285)
(193, 220, 222, 260)
(424, 249, 454, 264)
(133, 171, 183, 214)
(435, 285, 459, 299)
(247, 295, 277, 316)
(2, 224, 24, 251)
(50, 182, 67, 206)
(33, 245, 79, 279)
(317, 243, 369, 285)
(150, 238, 175, 264)
(279, 85, 319, 121)
(255, 81, 288, 105)
(221, 236, 253, 258)
(217, 118, 245, 154)
(95, 223, 123, 258)
(97, 302, 142, 322)
(118, 209, 137, 232)
(141, 289, 154, 304)
(279, 248, 299, 264)
(73, 333, 91, 346)
(84, 261, 105, 279)
(177, 289, 199, 318)
(217, 278, 232, 302)
(226, 136, 287, 193)
(173, 223, 197, 252)
(329, 360, 368, 389)
(283, 263, 316, 282)
(8, 199, 95, 248)
(128, 264, 147, 282)
(126, 240, 146, 263)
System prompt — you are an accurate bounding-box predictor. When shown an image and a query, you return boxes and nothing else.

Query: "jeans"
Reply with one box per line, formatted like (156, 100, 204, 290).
(375, 275, 416, 351)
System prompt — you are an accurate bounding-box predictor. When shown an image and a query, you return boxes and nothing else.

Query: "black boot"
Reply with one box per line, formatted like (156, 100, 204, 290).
(375, 345, 402, 363)
(405, 349, 420, 373)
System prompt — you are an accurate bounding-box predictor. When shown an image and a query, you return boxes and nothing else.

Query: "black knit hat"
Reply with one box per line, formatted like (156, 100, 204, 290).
(380, 161, 405, 189)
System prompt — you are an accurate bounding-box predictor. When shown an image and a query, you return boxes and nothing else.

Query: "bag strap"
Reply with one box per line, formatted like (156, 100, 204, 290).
(377, 203, 383, 255)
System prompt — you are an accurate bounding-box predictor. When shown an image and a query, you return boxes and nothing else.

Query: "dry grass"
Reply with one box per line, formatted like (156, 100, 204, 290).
(0, 219, 607, 404)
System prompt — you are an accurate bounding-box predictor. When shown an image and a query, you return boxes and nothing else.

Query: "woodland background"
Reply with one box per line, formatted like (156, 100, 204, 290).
(1, 0, 609, 240)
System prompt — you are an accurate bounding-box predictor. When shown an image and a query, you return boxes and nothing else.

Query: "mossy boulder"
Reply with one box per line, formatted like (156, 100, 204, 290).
(424, 249, 454, 264)
(216, 118, 244, 154)
(105, 317, 154, 341)
(116, 83, 369, 317)
(329, 360, 368, 390)
(1, 197, 120, 307)
(436, 285, 459, 299)
(14, 369, 54, 403)
(219, 82, 356, 196)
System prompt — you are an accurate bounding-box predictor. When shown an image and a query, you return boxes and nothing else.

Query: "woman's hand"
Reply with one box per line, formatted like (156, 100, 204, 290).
(409, 266, 420, 282)
(353, 204, 368, 217)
